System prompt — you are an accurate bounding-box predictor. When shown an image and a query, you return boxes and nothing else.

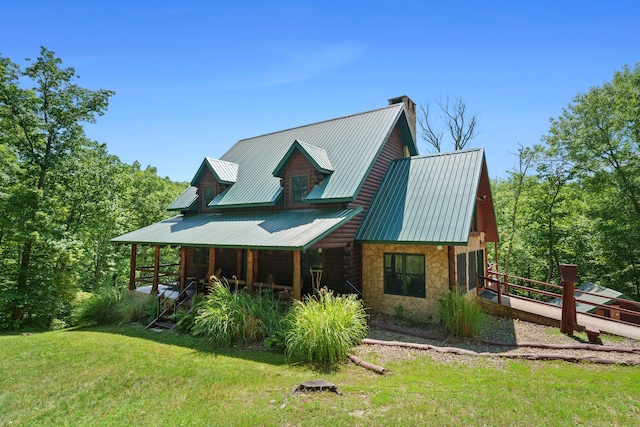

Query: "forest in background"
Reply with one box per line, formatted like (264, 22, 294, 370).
(1, 48, 638, 330)
(0, 48, 184, 329)
(491, 64, 640, 300)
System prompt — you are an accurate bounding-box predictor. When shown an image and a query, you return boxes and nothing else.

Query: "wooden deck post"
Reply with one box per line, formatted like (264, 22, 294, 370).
(560, 264, 578, 335)
(151, 245, 161, 294)
(236, 249, 243, 279)
(293, 250, 301, 300)
(246, 249, 254, 293)
(207, 247, 216, 283)
(129, 244, 137, 290)
(180, 246, 187, 292)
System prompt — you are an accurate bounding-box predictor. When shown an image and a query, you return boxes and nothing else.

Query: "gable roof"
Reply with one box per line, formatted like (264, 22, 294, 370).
(356, 148, 496, 245)
(190, 157, 239, 186)
(273, 140, 334, 177)
(201, 103, 416, 208)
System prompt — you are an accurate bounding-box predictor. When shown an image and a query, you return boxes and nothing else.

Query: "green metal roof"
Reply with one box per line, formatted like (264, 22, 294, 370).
(190, 157, 239, 186)
(202, 103, 416, 208)
(111, 207, 362, 250)
(356, 148, 486, 245)
(272, 140, 334, 177)
(167, 186, 199, 211)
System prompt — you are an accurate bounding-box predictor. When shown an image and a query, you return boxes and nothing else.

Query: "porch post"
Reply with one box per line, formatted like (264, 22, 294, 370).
(207, 247, 216, 282)
(129, 244, 137, 290)
(180, 246, 187, 291)
(236, 249, 243, 279)
(559, 264, 578, 335)
(293, 250, 301, 300)
(447, 246, 456, 290)
(246, 249, 254, 293)
(151, 245, 161, 294)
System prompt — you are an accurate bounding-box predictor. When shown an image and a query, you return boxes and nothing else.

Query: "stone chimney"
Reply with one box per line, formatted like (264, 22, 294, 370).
(388, 95, 416, 141)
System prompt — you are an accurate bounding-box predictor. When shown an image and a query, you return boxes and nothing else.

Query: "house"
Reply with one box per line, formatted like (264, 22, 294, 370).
(549, 282, 640, 325)
(112, 96, 498, 317)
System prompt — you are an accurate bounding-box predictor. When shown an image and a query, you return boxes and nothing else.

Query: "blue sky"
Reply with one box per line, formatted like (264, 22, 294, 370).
(2, 1, 639, 182)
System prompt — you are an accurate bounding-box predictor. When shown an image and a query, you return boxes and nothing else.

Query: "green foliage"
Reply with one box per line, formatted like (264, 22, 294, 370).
(0, 48, 186, 329)
(283, 289, 369, 364)
(191, 281, 286, 347)
(438, 290, 484, 337)
(71, 288, 155, 326)
(493, 64, 640, 299)
(393, 303, 425, 326)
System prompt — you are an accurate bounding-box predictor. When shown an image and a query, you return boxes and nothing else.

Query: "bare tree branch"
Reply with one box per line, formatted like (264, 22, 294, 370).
(418, 96, 479, 152)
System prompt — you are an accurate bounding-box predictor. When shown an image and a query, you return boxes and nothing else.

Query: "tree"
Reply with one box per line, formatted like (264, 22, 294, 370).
(0, 47, 114, 322)
(418, 96, 479, 152)
(544, 63, 640, 298)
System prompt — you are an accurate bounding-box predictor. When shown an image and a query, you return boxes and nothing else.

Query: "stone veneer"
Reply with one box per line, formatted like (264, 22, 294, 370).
(362, 243, 450, 318)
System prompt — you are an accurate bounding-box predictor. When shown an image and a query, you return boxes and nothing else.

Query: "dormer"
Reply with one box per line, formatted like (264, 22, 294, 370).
(190, 157, 239, 212)
(272, 140, 334, 208)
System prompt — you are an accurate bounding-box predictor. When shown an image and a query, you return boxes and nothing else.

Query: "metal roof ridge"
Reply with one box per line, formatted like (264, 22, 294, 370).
(235, 103, 404, 143)
(408, 147, 484, 160)
(204, 157, 239, 166)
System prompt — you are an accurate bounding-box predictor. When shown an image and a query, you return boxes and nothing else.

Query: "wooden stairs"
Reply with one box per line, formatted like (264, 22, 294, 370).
(145, 281, 197, 331)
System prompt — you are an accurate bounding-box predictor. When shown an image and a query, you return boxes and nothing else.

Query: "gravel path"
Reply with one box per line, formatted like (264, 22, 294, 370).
(353, 314, 640, 367)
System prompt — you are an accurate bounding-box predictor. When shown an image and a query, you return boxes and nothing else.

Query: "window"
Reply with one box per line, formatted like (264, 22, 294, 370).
(193, 247, 208, 265)
(456, 253, 467, 292)
(457, 249, 485, 292)
(384, 253, 426, 298)
(291, 176, 308, 204)
(203, 186, 216, 207)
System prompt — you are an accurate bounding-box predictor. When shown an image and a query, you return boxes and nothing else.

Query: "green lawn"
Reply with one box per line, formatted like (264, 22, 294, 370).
(1, 326, 638, 426)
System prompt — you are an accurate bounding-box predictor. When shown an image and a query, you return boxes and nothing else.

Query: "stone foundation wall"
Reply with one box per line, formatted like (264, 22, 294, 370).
(362, 244, 449, 318)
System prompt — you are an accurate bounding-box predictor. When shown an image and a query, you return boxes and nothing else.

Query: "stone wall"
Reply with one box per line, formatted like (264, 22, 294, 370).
(362, 243, 449, 318)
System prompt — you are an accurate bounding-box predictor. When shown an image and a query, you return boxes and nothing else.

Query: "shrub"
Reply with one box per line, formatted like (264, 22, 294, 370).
(191, 282, 285, 347)
(71, 288, 155, 326)
(438, 290, 484, 337)
(71, 288, 124, 326)
(283, 289, 368, 364)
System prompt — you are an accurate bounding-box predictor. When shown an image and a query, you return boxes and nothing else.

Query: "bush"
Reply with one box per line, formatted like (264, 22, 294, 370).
(283, 289, 368, 364)
(71, 288, 123, 326)
(71, 288, 155, 326)
(191, 282, 285, 347)
(438, 290, 484, 337)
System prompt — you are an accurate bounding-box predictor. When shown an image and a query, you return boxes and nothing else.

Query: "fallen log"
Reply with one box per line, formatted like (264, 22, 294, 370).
(480, 339, 640, 354)
(361, 338, 640, 366)
(369, 322, 639, 355)
(349, 354, 385, 374)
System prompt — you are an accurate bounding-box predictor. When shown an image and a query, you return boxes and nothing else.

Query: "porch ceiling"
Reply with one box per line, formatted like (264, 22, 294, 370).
(111, 207, 361, 250)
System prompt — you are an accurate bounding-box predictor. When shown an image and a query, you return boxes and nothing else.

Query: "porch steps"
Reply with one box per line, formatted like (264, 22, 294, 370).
(145, 281, 197, 332)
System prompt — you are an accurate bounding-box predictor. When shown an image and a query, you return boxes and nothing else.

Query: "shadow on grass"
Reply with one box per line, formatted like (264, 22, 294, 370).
(64, 324, 291, 367)
(368, 313, 520, 354)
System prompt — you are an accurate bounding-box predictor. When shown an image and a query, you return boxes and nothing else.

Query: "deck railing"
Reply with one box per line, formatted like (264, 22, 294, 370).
(478, 271, 640, 327)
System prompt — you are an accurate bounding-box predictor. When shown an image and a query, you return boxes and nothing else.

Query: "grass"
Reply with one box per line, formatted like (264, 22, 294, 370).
(1, 326, 639, 426)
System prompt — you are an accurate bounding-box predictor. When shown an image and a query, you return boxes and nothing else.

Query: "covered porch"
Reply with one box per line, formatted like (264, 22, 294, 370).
(112, 207, 362, 300)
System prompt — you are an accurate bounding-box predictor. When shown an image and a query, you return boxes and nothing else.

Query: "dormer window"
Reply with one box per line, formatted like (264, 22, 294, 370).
(204, 186, 216, 207)
(291, 176, 308, 205)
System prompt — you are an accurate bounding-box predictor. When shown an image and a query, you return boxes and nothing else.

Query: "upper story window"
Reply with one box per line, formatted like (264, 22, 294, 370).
(203, 186, 216, 207)
(291, 176, 308, 205)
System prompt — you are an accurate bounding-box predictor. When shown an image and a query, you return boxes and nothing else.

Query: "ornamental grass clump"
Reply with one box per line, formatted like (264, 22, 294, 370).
(283, 289, 368, 364)
(71, 287, 155, 326)
(191, 280, 285, 347)
(438, 289, 485, 337)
